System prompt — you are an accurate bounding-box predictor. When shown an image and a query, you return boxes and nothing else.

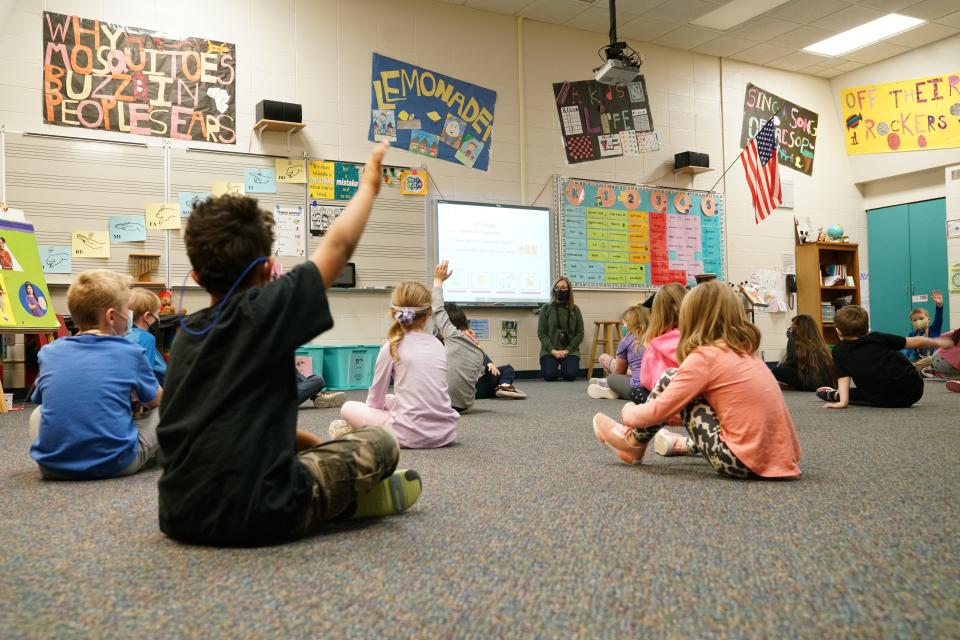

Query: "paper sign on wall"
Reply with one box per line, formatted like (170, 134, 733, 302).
(39, 245, 72, 274)
(309, 202, 343, 235)
(273, 205, 305, 257)
(244, 168, 277, 194)
(469, 319, 489, 341)
(399, 170, 428, 196)
(145, 203, 181, 230)
(0, 220, 59, 329)
(179, 191, 211, 217)
(501, 320, 518, 347)
(740, 83, 818, 176)
(276, 159, 307, 184)
(308, 161, 335, 200)
(71, 231, 110, 258)
(212, 182, 244, 197)
(109, 215, 147, 242)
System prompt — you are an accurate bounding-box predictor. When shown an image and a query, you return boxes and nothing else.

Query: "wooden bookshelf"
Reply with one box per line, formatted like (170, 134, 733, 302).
(796, 242, 860, 345)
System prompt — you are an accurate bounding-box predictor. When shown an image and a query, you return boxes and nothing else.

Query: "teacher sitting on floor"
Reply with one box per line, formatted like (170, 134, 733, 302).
(538, 277, 584, 381)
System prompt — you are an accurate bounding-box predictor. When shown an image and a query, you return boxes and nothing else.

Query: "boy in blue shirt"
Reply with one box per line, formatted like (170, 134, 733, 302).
(157, 142, 420, 547)
(29, 270, 162, 479)
(128, 287, 166, 385)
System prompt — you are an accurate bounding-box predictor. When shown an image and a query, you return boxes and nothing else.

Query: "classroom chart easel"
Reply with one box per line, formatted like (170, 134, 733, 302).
(554, 176, 725, 290)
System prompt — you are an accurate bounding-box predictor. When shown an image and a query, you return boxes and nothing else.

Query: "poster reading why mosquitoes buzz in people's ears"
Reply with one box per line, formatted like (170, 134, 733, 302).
(41, 11, 237, 143)
(369, 53, 497, 171)
(0, 220, 60, 330)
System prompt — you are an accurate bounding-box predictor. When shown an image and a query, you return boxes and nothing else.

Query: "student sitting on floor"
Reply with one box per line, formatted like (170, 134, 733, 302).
(157, 143, 421, 547)
(332, 280, 460, 448)
(817, 305, 952, 409)
(29, 270, 162, 480)
(587, 305, 649, 402)
(636, 282, 686, 402)
(128, 287, 167, 385)
(592, 280, 801, 479)
(538, 277, 584, 381)
(295, 368, 345, 409)
(927, 329, 960, 387)
(905, 290, 943, 370)
(431, 260, 526, 411)
(769, 314, 835, 391)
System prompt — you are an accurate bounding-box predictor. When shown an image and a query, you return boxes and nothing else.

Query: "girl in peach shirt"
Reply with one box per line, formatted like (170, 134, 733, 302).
(592, 280, 801, 479)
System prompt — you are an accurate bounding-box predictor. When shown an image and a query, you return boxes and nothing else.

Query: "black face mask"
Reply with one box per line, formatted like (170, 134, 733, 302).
(554, 289, 570, 304)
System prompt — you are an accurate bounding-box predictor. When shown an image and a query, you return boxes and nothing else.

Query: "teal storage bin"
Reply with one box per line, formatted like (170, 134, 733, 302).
(295, 345, 326, 376)
(321, 344, 380, 391)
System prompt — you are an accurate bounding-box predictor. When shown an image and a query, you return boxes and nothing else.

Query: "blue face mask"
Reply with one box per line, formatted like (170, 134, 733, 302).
(621, 324, 628, 337)
(178, 256, 269, 337)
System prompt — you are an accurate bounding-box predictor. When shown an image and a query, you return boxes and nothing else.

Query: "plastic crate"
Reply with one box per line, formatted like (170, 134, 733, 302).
(321, 345, 380, 390)
(295, 345, 326, 377)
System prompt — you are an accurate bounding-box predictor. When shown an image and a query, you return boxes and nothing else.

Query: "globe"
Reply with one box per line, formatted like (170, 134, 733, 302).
(826, 224, 844, 240)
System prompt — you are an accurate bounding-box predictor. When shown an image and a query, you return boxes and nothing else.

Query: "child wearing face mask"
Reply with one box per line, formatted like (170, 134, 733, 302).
(128, 288, 167, 385)
(538, 277, 585, 381)
(28, 270, 163, 479)
(905, 290, 943, 371)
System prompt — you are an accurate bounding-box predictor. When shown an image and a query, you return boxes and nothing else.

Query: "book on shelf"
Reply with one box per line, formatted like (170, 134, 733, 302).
(821, 263, 847, 286)
(821, 302, 835, 323)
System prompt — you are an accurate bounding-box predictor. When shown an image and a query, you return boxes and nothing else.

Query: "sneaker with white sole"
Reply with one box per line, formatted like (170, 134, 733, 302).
(592, 413, 646, 465)
(816, 386, 840, 402)
(328, 419, 354, 439)
(588, 377, 609, 387)
(352, 469, 422, 519)
(314, 391, 347, 409)
(946, 380, 960, 393)
(588, 383, 620, 400)
(920, 366, 941, 379)
(653, 429, 695, 457)
(495, 384, 527, 399)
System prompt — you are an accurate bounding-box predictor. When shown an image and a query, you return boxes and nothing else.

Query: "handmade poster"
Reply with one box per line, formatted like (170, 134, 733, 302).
(501, 320, 518, 347)
(370, 53, 497, 171)
(145, 203, 181, 230)
(399, 170, 428, 196)
(309, 202, 343, 235)
(372, 109, 397, 142)
(39, 245, 72, 274)
(308, 161, 335, 200)
(41, 12, 236, 144)
(552, 77, 658, 164)
(244, 168, 277, 194)
(71, 230, 110, 258)
(840, 74, 960, 154)
(334, 164, 360, 200)
(409, 130, 440, 158)
(272, 206, 304, 257)
(740, 83, 818, 176)
(179, 191, 211, 217)
(454, 134, 483, 168)
(558, 177, 723, 288)
(469, 319, 489, 341)
(0, 220, 60, 329)
(276, 159, 307, 184)
(108, 215, 147, 242)
(440, 114, 466, 149)
(212, 182, 244, 197)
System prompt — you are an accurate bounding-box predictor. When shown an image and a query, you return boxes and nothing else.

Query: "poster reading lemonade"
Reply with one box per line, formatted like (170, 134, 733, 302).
(0, 220, 59, 330)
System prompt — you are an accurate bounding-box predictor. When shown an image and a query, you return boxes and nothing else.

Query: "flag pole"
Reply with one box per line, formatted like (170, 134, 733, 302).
(706, 103, 787, 193)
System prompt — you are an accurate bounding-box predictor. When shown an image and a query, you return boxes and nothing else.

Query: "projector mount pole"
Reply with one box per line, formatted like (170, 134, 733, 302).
(605, 0, 625, 61)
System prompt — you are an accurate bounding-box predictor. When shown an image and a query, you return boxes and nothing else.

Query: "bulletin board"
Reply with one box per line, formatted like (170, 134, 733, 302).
(555, 176, 724, 289)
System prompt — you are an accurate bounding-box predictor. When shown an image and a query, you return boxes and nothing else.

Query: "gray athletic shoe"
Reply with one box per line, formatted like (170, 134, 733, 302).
(314, 391, 347, 409)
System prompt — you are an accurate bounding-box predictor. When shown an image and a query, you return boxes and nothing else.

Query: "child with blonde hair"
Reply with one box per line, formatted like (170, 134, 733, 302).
(592, 280, 801, 479)
(128, 287, 167, 385)
(333, 281, 459, 448)
(635, 283, 686, 401)
(588, 305, 650, 402)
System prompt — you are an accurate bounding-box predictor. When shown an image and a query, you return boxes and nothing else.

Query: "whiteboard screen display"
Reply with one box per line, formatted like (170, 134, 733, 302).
(436, 201, 551, 305)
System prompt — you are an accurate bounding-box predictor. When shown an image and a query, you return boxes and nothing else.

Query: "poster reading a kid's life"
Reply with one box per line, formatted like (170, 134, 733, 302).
(840, 73, 960, 154)
(41, 11, 237, 144)
(740, 83, 818, 176)
(369, 53, 497, 171)
(552, 78, 659, 164)
(0, 221, 60, 330)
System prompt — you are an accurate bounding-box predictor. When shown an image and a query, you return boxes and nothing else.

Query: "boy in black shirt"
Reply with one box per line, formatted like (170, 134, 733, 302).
(818, 305, 951, 409)
(157, 143, 421, 546)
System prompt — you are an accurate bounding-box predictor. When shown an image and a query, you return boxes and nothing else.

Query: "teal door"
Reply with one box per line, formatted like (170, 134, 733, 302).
(867, 198, 949, 335)
(907, 198, 949, 327)
(867, 204, 911, 334)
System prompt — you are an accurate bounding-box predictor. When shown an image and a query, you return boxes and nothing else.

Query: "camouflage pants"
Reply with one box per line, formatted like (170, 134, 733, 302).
(631, 368, 755, 479)
(295, 426, 399, 535)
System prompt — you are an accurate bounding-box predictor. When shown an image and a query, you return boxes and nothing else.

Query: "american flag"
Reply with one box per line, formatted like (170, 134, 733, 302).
(741, 118, 782, 223)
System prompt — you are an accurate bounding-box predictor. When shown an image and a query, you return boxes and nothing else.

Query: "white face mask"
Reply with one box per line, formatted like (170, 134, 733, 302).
(113, 310, 133, 336)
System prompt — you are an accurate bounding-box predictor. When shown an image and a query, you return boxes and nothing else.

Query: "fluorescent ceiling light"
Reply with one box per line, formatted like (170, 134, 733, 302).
(804, 14, 925, 56)
(691, 0, 792, 31)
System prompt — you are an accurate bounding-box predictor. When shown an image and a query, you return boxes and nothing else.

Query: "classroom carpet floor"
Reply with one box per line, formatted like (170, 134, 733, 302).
(1, 379, 958, 639)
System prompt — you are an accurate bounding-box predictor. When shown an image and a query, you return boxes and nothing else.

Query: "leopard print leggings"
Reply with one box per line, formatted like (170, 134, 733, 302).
(630, 368, 755, 479)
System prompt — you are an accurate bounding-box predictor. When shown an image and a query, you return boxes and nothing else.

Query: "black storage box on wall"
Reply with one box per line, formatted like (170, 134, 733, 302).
(674, 151, 710, 169)
(255, 100, 303, 124)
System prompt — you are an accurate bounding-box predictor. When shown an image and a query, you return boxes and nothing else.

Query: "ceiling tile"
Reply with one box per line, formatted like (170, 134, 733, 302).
(899, 0, 960, 21)
(841, 41, 911, 63)
(936, 10, 960, 28)
(614, 0, 673, 13)
(833, 60, 865, 72)
(519, 0, 591, 23)
(652, 25, 723, 49)
(565, 6, 640, 31)
(856, 0, 917, 12)
(463, 0, 534, 13)
(773, 25, 836, 49)
(766, 51, 832, 71)
(811, 5, 887, 31)
(691, 35, 758, 57)
(618, 16, 682, 41)
(802, 64, 834, 74)
(725, 17, 804, 43)
(729, 43, 794, 64)
(644, 0, 717, 24)
(814, 68, 843, 78)
(769, 0, 850, 24)
(885, 21, 958, 46)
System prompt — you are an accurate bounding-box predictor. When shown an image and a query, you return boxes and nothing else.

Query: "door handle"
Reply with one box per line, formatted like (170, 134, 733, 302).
(911, 281, 916, 294)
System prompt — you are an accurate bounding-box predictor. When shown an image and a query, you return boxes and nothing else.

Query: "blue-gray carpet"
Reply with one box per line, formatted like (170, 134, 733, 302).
(1, 380, 958, 638)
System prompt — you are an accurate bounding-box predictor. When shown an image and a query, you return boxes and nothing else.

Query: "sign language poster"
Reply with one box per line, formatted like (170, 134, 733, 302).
(369, 53, 497, 171)
(42, 11, 237, 144)
(740, 83, 818, 176)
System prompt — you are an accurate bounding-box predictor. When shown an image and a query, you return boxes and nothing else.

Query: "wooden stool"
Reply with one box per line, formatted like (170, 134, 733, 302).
(587, 320, 621, 379)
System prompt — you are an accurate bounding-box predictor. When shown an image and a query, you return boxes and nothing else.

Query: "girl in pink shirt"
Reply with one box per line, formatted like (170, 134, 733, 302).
(637, 283, 686, 396)
(334, 282, 459, 448)
(593, 280, 801, 479)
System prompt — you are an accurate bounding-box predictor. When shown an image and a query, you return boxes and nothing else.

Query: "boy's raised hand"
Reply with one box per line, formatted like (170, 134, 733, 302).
(932, 290, 943, 307)
(434, 260, 453, 287)
(361, 142, 390, 196)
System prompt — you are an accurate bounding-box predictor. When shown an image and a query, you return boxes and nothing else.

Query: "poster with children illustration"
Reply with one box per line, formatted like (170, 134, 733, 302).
(454, 134, 484, 168)
(409, 130, 440, 158)
(440, 114, 466, 149)
(0, 220, 59, 329)
(372, 110, 397, 142)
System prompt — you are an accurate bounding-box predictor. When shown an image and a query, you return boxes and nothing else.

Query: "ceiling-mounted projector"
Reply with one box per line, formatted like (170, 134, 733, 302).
(592, 0, 643, 86)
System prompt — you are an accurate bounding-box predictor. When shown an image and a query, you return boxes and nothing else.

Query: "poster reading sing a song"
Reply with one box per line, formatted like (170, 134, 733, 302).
(740, 83, 818, 176)
(42, 11, 236, 143)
